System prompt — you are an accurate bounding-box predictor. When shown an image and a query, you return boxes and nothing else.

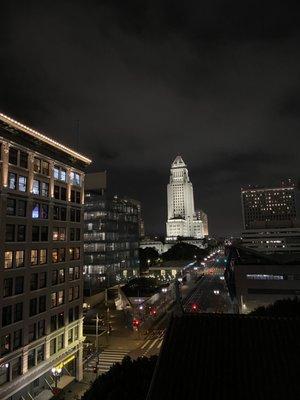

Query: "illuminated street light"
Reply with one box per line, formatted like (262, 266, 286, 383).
(51, 366, 62, 388)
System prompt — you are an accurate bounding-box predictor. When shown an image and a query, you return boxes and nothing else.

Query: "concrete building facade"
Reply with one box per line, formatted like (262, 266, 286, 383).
(0, 113, 91, 400)
(166, 156, 203, 240)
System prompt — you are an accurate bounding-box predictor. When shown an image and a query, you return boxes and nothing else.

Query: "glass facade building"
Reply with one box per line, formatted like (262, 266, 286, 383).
(84, 189, 140, 296)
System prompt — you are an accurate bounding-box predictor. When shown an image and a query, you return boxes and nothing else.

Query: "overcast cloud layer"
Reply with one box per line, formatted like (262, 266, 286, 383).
(1, 0, 300, 236)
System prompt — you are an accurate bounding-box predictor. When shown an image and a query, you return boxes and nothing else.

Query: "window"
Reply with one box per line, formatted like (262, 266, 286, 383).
(14, 276, 24, 295)
(9, 147, 18, 164)
(41, 226, 48, 241)
(52, 248, 66, 263)
(28, 349, 35, 369)
(32, 179, 40, 195)
(68, 329, 73, 344)
(42, 160, 49, 175)
(70, 247, 80, 260)
(53, 227, 66, 241)
(54, 205, 67, 220)
(57, 334, 64, 351)
(71, 190, 81, 204)
(4, 251, 13, 269)
(30, 273, 38, 290)
(39, 272, 47, 288)
(17, 225, 26, 241)
(70, 171, 81, 186)
(68, 287, 74, 302)
(37, 345, 44, 363)
(39, 295, 46, 313)
(3, 278, 13, 297)
(32, 226, 39, 241)
(41, 182, 49, 197)
(28, 323, 36, 343)
(0, 334, 11, 356)
(32, 203, 40, 218)
(30, 298, 38, 316)
(18, 200, 27, 217)
(34, 157, 41, 173)
(70, 228, 81, 241)
(16, 250, 25, 267)
(2, 306, 12, 326)
(18, 176, 27, 192)
(40, 249, 47, 264)
(74, 325, 79, 340)
(14, 303, 23, 322)
(31, 250, 38, 265)
(69, 308, 74, 323)
(38, 320, 45, 337)
(0, 364, 9, 386)
(54, 166, 66, 182)
(5, 224, 15, 242)
(51, 291, 64, 307)
(19, 151, 28, 168)
(8, 172, 17, 189)
(50, 338, 56, 355)
(6, 198, 16, 215)
(32, 203, 48, 219)
(13, 329, 22, 350)
(58, 312, 64, 328)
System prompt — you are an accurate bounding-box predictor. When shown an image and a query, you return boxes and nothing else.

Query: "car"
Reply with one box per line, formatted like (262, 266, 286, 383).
(213, 290, 220, 295)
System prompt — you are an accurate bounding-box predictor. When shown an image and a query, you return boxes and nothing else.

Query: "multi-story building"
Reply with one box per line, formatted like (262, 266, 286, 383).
(166, 156, 203, 240)
(83, 173, 140, 297)
(226, 245, 300, 313)
(196, 209, 209, 236)
(240, 180, 300, 253)
(0, 113, 91, 400)
(241, 180, 297, 230)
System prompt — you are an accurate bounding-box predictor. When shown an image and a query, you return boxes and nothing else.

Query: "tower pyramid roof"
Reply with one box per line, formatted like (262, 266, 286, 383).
(172, 155, 186, 168)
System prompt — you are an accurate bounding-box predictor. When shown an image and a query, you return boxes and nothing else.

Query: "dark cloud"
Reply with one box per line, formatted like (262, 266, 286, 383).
(1, 0, 300, 236)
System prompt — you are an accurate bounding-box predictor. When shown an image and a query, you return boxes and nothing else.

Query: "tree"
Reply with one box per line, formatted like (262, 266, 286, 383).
(162, 242, 208, 261)
(82, 356, 158, 400)
(139, 247, 159, 271)
(250, 297, 300, 317)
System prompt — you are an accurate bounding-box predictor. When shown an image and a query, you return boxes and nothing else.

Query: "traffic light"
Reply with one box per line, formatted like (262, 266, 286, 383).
(93, 366, 97, 373)
(191, 303, 198, 312)
(150, 308, 157, 316)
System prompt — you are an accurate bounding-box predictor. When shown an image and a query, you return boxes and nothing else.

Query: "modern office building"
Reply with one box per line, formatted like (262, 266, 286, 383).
(84, 173, 140, 297)
(226, 245, 300, 313)
(241, 227, 300, 253)
(240, 180, 300, 253)
(0, 113, 91, 400)
(241, 180, 297, 230)
(166, 156, 203, 240)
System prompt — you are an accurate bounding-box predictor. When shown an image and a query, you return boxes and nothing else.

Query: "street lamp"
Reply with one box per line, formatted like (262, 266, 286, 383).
(51, 366, 62, 388)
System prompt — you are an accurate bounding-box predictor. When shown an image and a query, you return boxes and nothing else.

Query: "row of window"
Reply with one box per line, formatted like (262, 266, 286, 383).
(0, 306, 80, 357)
(8, 173, 82, 202)
(6, 198, 81, 221)
(4, 249, 81, 269)
(5, 146, 81, 185)
(2, 288, 80, 326)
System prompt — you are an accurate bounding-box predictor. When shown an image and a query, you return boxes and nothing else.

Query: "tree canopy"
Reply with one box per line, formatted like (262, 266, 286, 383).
(82, 356, 157, 400)
(162, 242, 208, 261)
(250, 297, 300, 317)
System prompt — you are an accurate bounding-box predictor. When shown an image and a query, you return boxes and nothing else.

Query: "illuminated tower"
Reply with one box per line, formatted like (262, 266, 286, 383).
(166, 156, 203, 239)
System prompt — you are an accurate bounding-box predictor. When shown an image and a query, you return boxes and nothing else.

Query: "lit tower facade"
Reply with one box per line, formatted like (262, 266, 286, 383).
(166, 156, 203, 239)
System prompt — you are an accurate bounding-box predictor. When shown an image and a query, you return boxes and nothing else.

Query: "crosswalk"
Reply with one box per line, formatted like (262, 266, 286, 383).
(140, 330, 165, 356)
(85, 348, 129, 375)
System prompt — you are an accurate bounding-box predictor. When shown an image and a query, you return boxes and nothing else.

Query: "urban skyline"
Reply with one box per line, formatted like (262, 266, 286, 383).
(1, 2, 300, 399)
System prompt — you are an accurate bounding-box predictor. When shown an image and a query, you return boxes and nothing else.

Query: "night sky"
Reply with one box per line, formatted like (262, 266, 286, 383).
(1, 1, 299, 237)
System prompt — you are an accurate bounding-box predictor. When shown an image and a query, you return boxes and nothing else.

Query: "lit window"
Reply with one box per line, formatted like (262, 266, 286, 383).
(32, 180, 40, 195)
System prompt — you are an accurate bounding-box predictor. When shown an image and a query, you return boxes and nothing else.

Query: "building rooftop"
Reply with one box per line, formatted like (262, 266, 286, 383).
(0, 112, 91, 164)
(147, 313, 300, 400)
(228, 245, 300, 265)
